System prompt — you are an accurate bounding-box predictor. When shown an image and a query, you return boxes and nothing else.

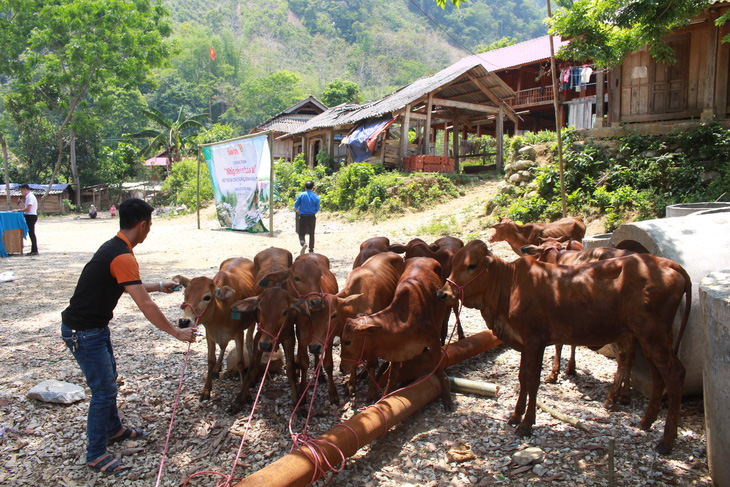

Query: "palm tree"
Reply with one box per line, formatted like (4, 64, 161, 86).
(126, 107, 208, 169)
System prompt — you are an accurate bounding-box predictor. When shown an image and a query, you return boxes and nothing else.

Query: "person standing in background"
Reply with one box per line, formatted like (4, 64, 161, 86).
(294, 180, 320, 256)
(15, 184, 38, 256)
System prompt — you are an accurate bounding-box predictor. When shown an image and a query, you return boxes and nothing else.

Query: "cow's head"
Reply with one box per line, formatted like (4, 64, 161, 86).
(260, 257, 327, 311)
(174, 275, 236, 328)
(488, 217, 515, 243)
(436, 240, 491, 306)
(231, 287, 306, 352)
(303, 293, 364, 355)
(339, 315, 379, 375)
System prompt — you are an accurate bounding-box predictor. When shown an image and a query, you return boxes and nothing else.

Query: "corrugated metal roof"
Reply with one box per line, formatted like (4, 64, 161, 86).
(287, 62, 516, 136)
(0, 183, 70, 197)
(451, 36, 569, 73)
(255, 115, 316, 133)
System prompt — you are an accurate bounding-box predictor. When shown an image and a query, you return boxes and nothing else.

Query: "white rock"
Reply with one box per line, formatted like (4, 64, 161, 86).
(512, 446, 545, 466)
(27, 380, 85, 404)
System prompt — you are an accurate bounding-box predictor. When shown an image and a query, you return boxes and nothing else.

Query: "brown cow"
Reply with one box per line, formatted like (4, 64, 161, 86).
(489, 216, 586, 256)
(341, 257, 453, 411)
(232, 287, 304, 410)
(520, 246, 637, 392)
(393, 237, 465, 342)
(261, 253, 339, 402)
(174, 257, 257, 405)
(353, 237, 392, 269)
(307, 252, 405, 403)
(437, 240, 691, 454)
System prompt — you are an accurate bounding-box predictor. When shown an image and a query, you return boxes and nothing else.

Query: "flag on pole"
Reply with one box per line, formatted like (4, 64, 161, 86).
(210, 45, 216, 60)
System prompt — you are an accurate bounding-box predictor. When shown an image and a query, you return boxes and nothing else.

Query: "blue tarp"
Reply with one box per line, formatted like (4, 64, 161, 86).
(0, 211, 29, 257)
(345, 117, 397, 163)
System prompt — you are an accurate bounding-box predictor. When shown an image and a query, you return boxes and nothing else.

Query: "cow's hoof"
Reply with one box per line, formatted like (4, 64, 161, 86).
(515, 424, 532, 438)
(329, 395, 341, 406)
(639, 418, 653, 431)
(200, 392, 211, 401)
(619, 395, 631, 406)
(507, 415, 521, 426)
(604, 401, 619, 412)
(442, 399, 455, 412)
(545, 374, 558, 384)
(227, 403, 243, 415)
(655, 442, 673, 455)
(566, 368, 576, 376)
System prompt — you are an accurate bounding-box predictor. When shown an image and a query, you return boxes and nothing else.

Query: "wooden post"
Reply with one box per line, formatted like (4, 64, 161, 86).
(703, 13, 719, 121)
(546, 2, 568, 218)
(400, 104, 412, 161)
(425, 93, 433, 155)
(452, 119, 460, 173)
(594, 68, 606, 128)
(443, 126, 449, 157)
(269, 131, 274, 238)
(496, 104, 504, 171)
(300, 136, 306, 165)
(196, 147, 201, 230)
(327, 129, 335, 158)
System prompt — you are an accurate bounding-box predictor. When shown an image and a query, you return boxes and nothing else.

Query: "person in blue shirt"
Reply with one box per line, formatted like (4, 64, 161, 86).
(294, 180, 320, 255)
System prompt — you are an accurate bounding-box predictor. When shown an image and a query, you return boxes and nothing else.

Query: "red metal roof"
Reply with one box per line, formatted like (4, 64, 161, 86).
(450, 35, 570, 73)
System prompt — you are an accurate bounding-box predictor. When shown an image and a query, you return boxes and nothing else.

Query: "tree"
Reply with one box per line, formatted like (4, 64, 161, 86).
(5, 0, 173, 211)
(321, 79, 360, 106)
(549, 0, 709, 67)
(477, 37, 518, 53)
(126, 107, 208, 169)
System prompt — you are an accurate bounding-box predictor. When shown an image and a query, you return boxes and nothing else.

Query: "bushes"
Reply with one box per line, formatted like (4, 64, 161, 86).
(273, 156, 471, 217)
(161, 157, 213, 210)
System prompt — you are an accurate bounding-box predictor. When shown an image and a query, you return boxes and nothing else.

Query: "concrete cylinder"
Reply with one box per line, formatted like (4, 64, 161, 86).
(665, 202, 730, 218)
(609, 212, 730, 396)
(700, 270, 730, 487)
(582, 233, 614, 250)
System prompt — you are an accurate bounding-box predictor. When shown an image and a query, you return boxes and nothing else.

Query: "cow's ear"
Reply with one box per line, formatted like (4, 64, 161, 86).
(173, 275, 190, 288)
(353, 320, 381, 334)
(215, 285, 236, 300)
(428, 243, 440, 252)
(291, 299, 310, 317)
(338, 294, 363, 317)
(232, 296, 260, 314)
(388, 243, 407, 254)
(261, 270, 288, 289)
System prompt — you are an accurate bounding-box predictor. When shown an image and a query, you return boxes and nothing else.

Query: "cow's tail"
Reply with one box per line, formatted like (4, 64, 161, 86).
(672, 264, 692, 356)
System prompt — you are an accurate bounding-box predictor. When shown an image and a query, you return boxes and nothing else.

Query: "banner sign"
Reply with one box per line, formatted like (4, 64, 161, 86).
(202, 134, 271, 232)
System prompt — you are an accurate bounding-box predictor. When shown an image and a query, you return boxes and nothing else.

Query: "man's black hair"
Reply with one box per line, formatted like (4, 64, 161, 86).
(305, 180, 314, 190)
(19, 184, 30, 189)
(119, 197, 154, 230)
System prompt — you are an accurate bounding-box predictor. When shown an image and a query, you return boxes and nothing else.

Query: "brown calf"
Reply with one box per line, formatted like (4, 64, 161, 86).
(353, 236, 398, 269)
(341, 257, 453, 411)
(308, 252, 405, 403)
(437, 240, 691, 454)
(489, 216, 586, 256)
(174, 257, 257, 406)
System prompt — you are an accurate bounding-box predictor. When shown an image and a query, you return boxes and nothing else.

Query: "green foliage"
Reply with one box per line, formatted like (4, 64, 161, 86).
(193, 124, 237, 148)
(490, 124, 730, 232)
(126, 107, 208, 162)
(550, 0, 707, 67)
(321, 79, 360, 106)
(418, 216, 459, 236)
(274, 153, 321, 205)
(476, 37, 518, 53)
(161, 157, 213, 210)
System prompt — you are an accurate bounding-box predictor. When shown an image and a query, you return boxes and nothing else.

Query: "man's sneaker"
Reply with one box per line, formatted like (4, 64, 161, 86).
(27, 251, 39, 256)
(300, 244, 307, 256)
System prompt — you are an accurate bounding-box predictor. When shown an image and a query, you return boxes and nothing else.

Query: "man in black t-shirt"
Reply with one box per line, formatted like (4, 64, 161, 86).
(61, 198, 196, 474)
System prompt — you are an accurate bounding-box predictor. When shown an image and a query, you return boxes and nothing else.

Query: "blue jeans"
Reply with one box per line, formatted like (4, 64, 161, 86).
(61, 323, 123, 462)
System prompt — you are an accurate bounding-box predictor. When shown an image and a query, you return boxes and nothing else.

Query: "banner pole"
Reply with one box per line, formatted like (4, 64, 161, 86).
(268, 131, 274, 237)
(197, 147, 201, 230)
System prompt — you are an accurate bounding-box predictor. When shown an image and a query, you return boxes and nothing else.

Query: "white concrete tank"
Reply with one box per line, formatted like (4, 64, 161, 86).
(582, 233, 613, 250)
(665, 202, 730, 218)
(609, 212, 730, 396)
(700, 270, 730, 487)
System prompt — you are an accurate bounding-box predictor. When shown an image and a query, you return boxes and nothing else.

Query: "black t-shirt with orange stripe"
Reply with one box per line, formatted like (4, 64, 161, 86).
(62, 232, 142, 330)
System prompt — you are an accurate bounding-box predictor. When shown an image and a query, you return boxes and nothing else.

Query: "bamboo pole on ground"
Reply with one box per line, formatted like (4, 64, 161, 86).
(235, 330, 502, 486)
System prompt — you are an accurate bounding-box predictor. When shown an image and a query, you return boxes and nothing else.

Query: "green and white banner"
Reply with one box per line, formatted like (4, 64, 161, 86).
(202, 134, 271, 232)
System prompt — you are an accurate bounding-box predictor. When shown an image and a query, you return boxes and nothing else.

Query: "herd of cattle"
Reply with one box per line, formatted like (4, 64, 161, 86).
(172, 216, 692, 455)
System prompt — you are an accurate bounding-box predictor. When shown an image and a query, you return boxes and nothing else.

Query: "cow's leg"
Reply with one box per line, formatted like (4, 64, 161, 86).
(605, 337, 635, 410)
(296, 342, 310, 397)
(234, 332, 246, 392)
(323, 343, 340, 405)
(201, 335, 217, 401)
(566, 345, 576, 376)
(436, 364, 454, 412)
(638, 340, 685, 454)
(514, 346, 545, 438)
(384, 362, 402, 395)
(282, 336, 301, 410)
(546, 344, 563, 383)
(365, 359, 382, 400)
(213, 341, 228, 379)
(244, 326, 255, 370)
(234, 331, 263, 410)
(617, 339, 636, 406)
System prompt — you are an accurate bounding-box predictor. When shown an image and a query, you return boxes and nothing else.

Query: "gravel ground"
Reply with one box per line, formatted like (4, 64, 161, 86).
(0, 182, 713, 486)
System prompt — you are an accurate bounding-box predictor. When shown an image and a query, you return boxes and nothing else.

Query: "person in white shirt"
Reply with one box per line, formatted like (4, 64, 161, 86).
(16, 184, 39, 255)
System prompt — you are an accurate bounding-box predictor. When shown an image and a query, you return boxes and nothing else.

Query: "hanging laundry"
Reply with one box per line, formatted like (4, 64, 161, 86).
(581, 66, 593, 86)
(570, 67, 581, 91)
